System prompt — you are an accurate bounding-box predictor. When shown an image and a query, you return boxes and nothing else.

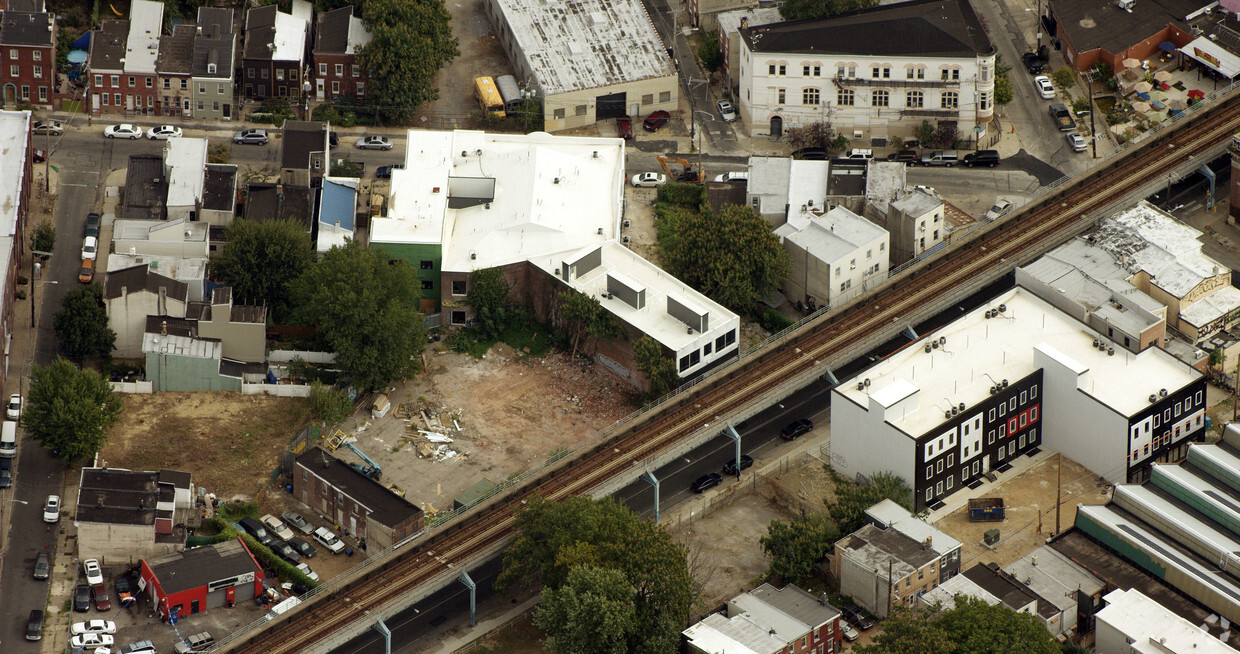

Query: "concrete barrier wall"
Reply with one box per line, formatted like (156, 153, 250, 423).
(268, 350, 337, 364)
(109, 381, 154, 394)
(242, 384, 312, 398)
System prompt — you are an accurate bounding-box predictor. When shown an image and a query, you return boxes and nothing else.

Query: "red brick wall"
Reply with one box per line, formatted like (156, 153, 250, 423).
(0, 44, 54, 105)
(90, 71, 158, 114)
(313, 52, 366, 101)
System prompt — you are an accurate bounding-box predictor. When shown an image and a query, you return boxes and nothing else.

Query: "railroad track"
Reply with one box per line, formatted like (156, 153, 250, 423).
(228, 99, 1240, 653)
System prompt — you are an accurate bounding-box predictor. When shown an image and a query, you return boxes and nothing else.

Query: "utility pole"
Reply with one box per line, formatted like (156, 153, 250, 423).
(887, 558, 894, 617)
(1054, 451, 1063, 535)
(1086, 70, 1098, 159)
(1232, 354, 1238, 421)
(1036, 0, 1043, 49)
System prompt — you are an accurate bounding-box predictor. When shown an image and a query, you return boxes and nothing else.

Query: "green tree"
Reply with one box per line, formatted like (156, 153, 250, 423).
(667, 204, 788, 314)
(292, 241, 427, 390)
(307, 381, 353, 424)
(23, 358, 124, 463)
(779, 0, 878, 20)
(207, 143, 231, 164)
(633, 335, 678, 400)
(759, 512, 839, 583)
(994, 54, 1014, 106)
(856, 605, 954, 654)
(825, 468, 912, 535)
(917, 119, 936, 147)
(696, 30, 723, 74)
(937, 596, 1059, 654)
(557, 289, 627, 359)
(32, 220, 55, 255)
(53, 285, 115, 361)
(785, 120, 840, 153)
(209, 218, 314, 312)
(359, 0, 460, 124)
(1052, 66, 1077, 94)
(534, 565, 635, 654)
(467, 267, 511, 338)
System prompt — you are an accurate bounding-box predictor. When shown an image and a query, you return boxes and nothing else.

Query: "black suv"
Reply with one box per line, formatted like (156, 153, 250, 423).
(792, 147, 828, 160)
(963, 150, 1001, 168)
(84, 212, 100, 238)
(887, 150, 918, 164)
(25, 609, 43, 641)
(1022, 47, 1049, 74)
(239, 516, 273, 545)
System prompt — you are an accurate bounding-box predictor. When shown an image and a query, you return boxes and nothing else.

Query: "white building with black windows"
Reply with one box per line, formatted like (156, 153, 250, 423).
(832, 286, 1206, 511)
(734, 0, 996, 143)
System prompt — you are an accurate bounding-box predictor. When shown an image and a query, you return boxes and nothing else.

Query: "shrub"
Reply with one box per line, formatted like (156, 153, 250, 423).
(239, 533, 319, 589)
(757, 308, 794, 333)
(1052, 66, 1077, 92)
(307, 381, 353, 424)
(656, 182, 707, 209)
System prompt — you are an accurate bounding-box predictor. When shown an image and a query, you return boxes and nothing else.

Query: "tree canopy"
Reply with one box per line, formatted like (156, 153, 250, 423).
(359, 0, 459, 124)
(32, 220, 55, 255)
(498, 495, 693, 654)
(779, 0, 878, 21)
(209, 218, 314, 313)
(23, 358, 124, 463)
(53, 285, 115, 362)
(292, 241, 427, 390)
(759, 512, 839, 583)
(467, 267, 512, 339)
(666, 204, 789, 315)
(534, 565, 634, 654)
(633, 335, 678, 400)
(858, 597, 1059, 654)
(557, 289, 626, 360)
(826, 468, 913, 535)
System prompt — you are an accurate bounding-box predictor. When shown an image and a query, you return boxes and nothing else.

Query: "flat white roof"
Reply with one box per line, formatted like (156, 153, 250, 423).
(837, 286, 1201, 436)
(778, 206, 887, 264)
(1095, 201, 1228, 299)
(345, 14, 372, 54)
(494, 0, 674, 95)
(273, 10, 308, 61)
(919, 574, 1000, 610)
(107, 253, 207, 278)
(729, 594, 807, 642)
(164, 138, 207, 210)
(113, 219, 209, 243)
(683, 613, 778, 654)
(786, 160, 829, 211)
(125, 0, 164, 73)
(1097, 588, 1238, 654)
(864, 498, 962, 555)
(142, 332, 220, 359)
(865, 161, 907, 203)
(1181, 285, 1240, 328)
(0, 110, 29, 239)
(716, 6, 783, 34)
(374, 129, 624, 272)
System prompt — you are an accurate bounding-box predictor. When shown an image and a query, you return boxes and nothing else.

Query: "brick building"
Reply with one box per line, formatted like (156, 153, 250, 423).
(141, 539, 263, 620)
(0, 0, 54, 107)
(312, 5, 371, 102)
(155, 23, 194, 117)
(242, 0, 310, 101)
(292, 447, 423, 550)
(684, 583, 843, 654)
(87, 0, 163, 116)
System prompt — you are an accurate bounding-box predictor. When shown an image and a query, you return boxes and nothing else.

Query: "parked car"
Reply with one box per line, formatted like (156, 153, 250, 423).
(261, 514, 295, 541)
(114, 575, 133, 604)
(781, 419, 814, 440)
(913, 184, 938, 197)
(270, 539, 301, 564)
(691, 472, 723, 493)
(313, 526, 346, 554)
(713, 171, 748, 183)
(31, 120, 64, 135)
(792, 147, 828, 160)
(642, 110, 670, 131)
(355, 135, 393, 150)
(71, 632, 114, 649)
(92, 583, 111, 611)
(962, 150, 1001, 168)
(83, 558, 104, 585)
(328, 131, 339, 146)
(1067, 131, 1088, 152)
(0, 457, 10, 489)
(722, 454, 754, 475)
(232, 128, 269, 145)
(174, 631, 215, 653)
(1022, 47, 1049, 74)
(147, 125, 183, 140)
(375, 164, 404, 179)
(238, 516, 273, 545)
(1033, 75, 1056, 99)
(26, 609, 43, 641)
(984, 199, 1013, 221)
(281, 510, 313, 534)
(841, 621, 860, 641)
(73, 583, 92, 612)
(84, 212, 100, 238)
(81, 235, 98, 260)
(843, 604, 876, 630)
(630, 172, 667, 188)
(121, 640, 158, 654)
(716, 99, 737, 122)
(295, 562, 320, 582)
(31, 148, 45, 163)
(103, 124, 142, 139)
(616, 114, 634, 139)
(919, 150, 958, 166)
(289, 536, 316, 558)
(78, 258, 96, 284)
(838, 148, 874, 161)
(33, 551, 49, 580)
(72, 620, 117, 635)
(887, 150, 919, 164)
(6, 393, 20, 420)
(43, 494, 60, 523)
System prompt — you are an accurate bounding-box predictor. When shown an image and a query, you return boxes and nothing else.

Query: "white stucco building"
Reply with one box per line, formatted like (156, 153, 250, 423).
(735, 0, 996, 143)
(1095, 588, 1237, 654)
(777, 204, 889, 308)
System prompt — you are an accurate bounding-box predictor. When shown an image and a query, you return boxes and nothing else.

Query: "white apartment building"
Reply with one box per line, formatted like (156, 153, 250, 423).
(735, 0, 996, 143)
(1095, 588, 1238, 654)
(777, 204, 889, 308)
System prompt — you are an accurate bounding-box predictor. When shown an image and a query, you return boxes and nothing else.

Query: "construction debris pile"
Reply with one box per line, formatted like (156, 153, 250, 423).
(394, 402, 466, 462)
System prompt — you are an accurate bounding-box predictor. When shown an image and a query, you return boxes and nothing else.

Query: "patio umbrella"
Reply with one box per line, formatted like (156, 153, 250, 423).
(1188, 89, 1205, 100)
(1122, 57, 1141, 69)
(1153, 70, 1173, 82)
(1167, 98, 1187, 111)
(1134, 81, 1152, 93)
(1132, 101, 1152, 113)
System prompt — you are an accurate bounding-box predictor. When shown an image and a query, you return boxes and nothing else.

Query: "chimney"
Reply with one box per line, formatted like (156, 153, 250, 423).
(741, 16, 749, 28)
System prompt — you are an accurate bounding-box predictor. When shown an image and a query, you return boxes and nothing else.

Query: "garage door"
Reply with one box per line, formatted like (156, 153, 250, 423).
(596, 92, 626, 120)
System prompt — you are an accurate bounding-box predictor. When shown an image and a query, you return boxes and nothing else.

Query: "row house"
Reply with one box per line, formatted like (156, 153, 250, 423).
(88, 0, 163, 116)
(191, 8, 235, 121)
(0, 0, 54, 107)
(155, 23, 194, 117)
(242, 0, 311, 101)
(312, 5, 371, 102)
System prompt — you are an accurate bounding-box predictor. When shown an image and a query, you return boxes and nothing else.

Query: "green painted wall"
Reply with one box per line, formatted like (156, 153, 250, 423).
(146, 352, 243, 392)
(372, 241, 442, 308)
(1075, 510, 1168, 579)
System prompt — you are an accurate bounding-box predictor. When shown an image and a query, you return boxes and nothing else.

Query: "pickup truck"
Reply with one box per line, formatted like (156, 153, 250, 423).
(1049, 104, 1076, 132)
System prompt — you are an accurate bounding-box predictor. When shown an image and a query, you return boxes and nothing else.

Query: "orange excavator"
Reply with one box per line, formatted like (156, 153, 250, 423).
(657, 155, 705, 184)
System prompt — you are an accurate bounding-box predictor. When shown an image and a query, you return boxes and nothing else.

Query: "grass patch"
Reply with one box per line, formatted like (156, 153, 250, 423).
(445, 311, 559, 360)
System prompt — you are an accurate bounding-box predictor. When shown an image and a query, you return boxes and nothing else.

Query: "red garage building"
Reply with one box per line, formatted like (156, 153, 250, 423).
(141, 538, 264, 620)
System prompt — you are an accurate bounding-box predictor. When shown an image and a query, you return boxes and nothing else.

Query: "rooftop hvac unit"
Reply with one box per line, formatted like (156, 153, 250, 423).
(621, 236, 631, 244)
(925, 343, 932, 353)
(1002, 379, 1008, 388)
(1149, 394, 1158, 403)
(1160, 388, 1167, 397)
(1108, 347, 1115, 356)
(998, 304, 1006, 313)
(1117, 0, 1134, 10)
(864, 378, 871, 387)
(945, 410, 953, 419)
(622, 219, 630, 228)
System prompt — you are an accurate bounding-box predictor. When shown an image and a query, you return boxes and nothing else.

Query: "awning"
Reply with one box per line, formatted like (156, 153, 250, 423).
(1159, 40, 1178, 54)
(1181, 36, 1240, 78)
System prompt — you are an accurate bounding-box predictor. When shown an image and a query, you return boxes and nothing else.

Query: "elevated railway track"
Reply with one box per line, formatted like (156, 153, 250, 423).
(223, 95, 1240, 653)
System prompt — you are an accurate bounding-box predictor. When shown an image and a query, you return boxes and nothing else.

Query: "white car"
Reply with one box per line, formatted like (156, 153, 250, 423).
(261, 514, 294, 541)
(913, 184, 938, 197)
(31, 120, 64, 135)
(629, 172, 667, 188)
(985, 199, 1014, 221)
(71, 633, 114, 649)
(295, 562, 320, 582)
(43, 494, 60, 523)
(72, 620, 117, 635)
(103, 124, 142, 139)
(716, 99, 737, 122)
(1033, 75, 1055, 100)
(313, 526, 346, 554)
(146, 125, 182, 140)
(355, 135, 393, 150)
(83, 558, 104, 585)
(82, 235, 98, 260)
(6, 393, 20, 420)
(1067, 131, 1088, 152)
(713, 171, 748, 183)
(841, 621, 860, 641)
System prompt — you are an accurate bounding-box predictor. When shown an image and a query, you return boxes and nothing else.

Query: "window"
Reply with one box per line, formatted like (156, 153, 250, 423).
(291, 70, 298, 80)
(999, 424, 1006, 438)
(163, 78, 170, 89)
(7, 49, 14, 59)
(1020, 434, 1026, 448)
(145, 77, 152, 88)
(128, 76, 135, 87)
(941, 91, 958, 109)
(1164, 408, 1171, 422)
(351, 65, 360, 77)
(420, 280, 434, 290)
(704, 343, 712, 355)
(803, 88, 820, 105)
(113, 93, 120, 105)
(999, 403, 1006, 417)
(918, 569, 924, 580)
(1196, 390, 1204, 405)
(247, 68, 255, 79)
(1020, 391, 1027, 404)
(659, 91, 671, 102)
(769, 63, 776, 75)
(319, 63, 327, 76)
(181, 79, 188, 89)
(777, 88, 785, 104)
(110, 75, 119, 87)
(217, 83, 224, 94)
(574, 104, 587, 116)
(451, 310, 466, 325)
(101, 93, 109, 105)
(979, 92, 990, 111)
(420, 260, 434, 270)
(335, 64, 344, 76)
(199, 84, 206, 94)
(838, 89, 854, 106)
(7, 65, 15, 78)
(452, 280, 467, 295)
(94, 74, 102, 87)
(936, 481, 943, 495)
(947, 453, 954, 467)
(1009, 397, 1016, 411)
(1030, 407, 1037, 421)
(873, 89, 889, 107)
(937, 460, 943, 473)
(883, 66, 891, 78)
(642, 93, 653, 105)
(32, 51, 40, 61)
(1174, 402, 1182, 417)
(813, 65, 821, 76)
(197, 100, 204, 110)
(38, 86, 46, 101)
(906, 91, 923, 108)
(926, 489, 933, 502)
(867, 249, 873, 259)
(32, 65, 41, 79)
(942, 69, 950, 81)
(261, 69, 268, 79)
(926, 466, 932, 480)
(872, 65, 880, 77)
(276, 69, 284, 81)
(988, 430, 994, 444)
(1020, 413, 1027, 428)
(917, 68, 925, 79)
(880, 242, 886, 251)
(933, 229, 939, 239)
(779, 64, 786, 75)
(849, 65, 856, 77)
(804, 65, 812, 76)
(330, 81, 341, 94)
(946, 475, 953, 490)
(952, 69, 960, 80)
(998, 448, 1004, 460)
(907, 67, 915, 80)
(357, 82, 365, 95)
(989, 408, 996, 421)
(553, 108, 565, 119)
(213, 101, 219, 111)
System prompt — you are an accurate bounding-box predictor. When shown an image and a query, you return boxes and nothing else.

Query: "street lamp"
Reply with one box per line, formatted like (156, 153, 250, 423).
(1, 498, 29, 551)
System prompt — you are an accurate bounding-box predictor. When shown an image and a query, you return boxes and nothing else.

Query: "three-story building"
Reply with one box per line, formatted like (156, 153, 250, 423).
(191, 8, 236, 121)
(0, 0, 54, 107)
(312, 6, 371, 102)
(241, 0, 311, 102)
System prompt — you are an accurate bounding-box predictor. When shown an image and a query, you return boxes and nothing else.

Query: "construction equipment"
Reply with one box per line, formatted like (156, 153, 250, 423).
(657, 156, 705, 184)
(325, 431, 383, 479)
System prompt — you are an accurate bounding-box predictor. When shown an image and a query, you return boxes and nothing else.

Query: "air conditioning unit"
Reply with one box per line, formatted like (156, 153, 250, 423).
(622, 219, 630, 228)
(621, 235, 631, 244)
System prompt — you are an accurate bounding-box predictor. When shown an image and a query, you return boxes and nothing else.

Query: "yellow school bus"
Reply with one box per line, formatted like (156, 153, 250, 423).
(473, 76, 506, 118)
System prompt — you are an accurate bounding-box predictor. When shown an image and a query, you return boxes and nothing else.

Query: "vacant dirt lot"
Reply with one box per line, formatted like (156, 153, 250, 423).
(101, 392, 309, 500)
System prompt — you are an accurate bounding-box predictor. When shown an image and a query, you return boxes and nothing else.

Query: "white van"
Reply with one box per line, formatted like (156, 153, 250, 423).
(0, 420, 16, 458)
